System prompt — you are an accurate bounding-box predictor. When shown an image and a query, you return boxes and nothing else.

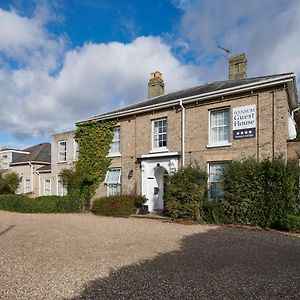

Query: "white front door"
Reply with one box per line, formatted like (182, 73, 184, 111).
(141, 157, 178, 212)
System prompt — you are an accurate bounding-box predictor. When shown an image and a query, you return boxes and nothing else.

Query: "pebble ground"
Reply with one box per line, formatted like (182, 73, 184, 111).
(0, 211, 299, 299)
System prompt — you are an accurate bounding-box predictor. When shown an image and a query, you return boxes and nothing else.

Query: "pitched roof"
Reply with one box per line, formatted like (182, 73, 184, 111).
(37, 164, 51, 172)
(79, 73, 298, 123)
(11, 143, 51, 165)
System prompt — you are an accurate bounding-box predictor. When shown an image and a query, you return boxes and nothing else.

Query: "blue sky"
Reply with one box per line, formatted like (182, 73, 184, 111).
(0, 0, 300, 149)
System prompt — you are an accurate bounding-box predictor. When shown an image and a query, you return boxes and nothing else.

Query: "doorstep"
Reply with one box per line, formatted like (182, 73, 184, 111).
(130, 213, 171, 221)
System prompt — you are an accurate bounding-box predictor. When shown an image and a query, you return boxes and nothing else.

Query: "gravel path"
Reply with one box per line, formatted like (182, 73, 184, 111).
(0, 211, 299, 299)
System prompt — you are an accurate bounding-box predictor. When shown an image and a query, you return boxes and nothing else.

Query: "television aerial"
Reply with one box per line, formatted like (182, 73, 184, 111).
(217, 45, 231, 60)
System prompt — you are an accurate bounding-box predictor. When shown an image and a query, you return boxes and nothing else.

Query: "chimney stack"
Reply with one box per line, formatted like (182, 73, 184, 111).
(229, 53, 247, 80)
(1, 145, 9, 150)
(148, 71, 164, 98)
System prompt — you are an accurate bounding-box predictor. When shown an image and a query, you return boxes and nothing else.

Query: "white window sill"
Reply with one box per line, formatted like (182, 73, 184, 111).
(206, 143, 231, 149)
(57, 161, 67, 164)
(149, 148, 168, 154)
(106, 153, 121, 158)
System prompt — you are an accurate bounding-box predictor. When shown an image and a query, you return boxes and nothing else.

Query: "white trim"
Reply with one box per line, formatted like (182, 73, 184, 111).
(151, 117, 168, 152)
(108, 126, 121, 157)
(141, 152, 179, 159)
(208, 108, 230, 147)
(10, 161, 51, 166)
(43, 179, 51, 196)
(24, 178, 31, 193)
(73, 139, 79, 161)
(58, 140, 67, 163)
(77, 74, 296, 123)
(0, 150, 30, 154)
(106, 153, 121, 158)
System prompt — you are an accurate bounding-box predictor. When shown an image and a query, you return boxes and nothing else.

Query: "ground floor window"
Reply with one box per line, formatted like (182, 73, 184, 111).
(57, 176, 67, 196)
(105, 168, 121, 196)
(25, 179, 31, 193)
(208, 162, 225, 200)
(44, 179, 51, 196)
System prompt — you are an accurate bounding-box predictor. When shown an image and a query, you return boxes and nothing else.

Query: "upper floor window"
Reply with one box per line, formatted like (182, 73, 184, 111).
(152, 118, 167, 151)
(58, 141, 67, 162)
(105, 168, 121, 196)
(209, 109, 230, 146)
(108, 127, 121, 156)
(2, 155, 9, 169)
(74, 140, 79, 161)
(208, 162, 225, 200)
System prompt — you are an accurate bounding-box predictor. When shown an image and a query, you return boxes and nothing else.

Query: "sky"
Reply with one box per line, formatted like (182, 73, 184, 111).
(0, 0, 300, 149)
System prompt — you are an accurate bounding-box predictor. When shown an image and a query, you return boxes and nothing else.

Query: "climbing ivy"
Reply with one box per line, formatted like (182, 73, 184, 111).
(61, 119, 116, 208)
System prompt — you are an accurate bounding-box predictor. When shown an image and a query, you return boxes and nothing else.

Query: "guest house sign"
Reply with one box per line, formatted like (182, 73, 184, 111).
(233, 104, 256, 139)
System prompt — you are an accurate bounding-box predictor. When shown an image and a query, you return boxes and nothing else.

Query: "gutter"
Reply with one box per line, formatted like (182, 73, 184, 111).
(10, 161, 51, 166)
(77, 74, 297, 124)
(179, 100, 185, 167)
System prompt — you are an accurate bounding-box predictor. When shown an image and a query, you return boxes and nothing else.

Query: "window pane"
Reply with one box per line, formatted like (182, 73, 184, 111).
(210, 109, 229, 144)
(109, 127, 121, 155)
(106, 168, 121, 184)
(153, 118, 167, 149)
(209, 163, 225, 200)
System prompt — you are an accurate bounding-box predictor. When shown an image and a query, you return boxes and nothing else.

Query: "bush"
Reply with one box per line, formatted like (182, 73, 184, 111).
(92, 195, 147, 217)
(164, 165, 207, 220)
(0, 194, 80, 213)
(222, 157, 299, 228)
(0, 172, 19, 194)
(277, 215, 300, 232)
(202, 200, 229, 224)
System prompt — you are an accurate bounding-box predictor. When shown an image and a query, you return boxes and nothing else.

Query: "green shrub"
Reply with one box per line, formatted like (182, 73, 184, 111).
(164, 166, 207, 220)
(92, 195, 147, 217)
(222, 157, 299, 228)
(0, 194, 80, 213)
(0, 172, 19, 194)
(202, 200, 229, 224)
(277, 215, 300, 232)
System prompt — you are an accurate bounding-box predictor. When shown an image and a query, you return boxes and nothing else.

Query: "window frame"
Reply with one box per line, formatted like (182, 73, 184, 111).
(57, 175, 67, 196)
(151, 117, 168, 152)
(208, 108, 231, 147)
(73, 139, 79, 161)
(58, 141, 67, 163)
(207, 162, 226, 200)
(44, 179, 51, 196)
(108, 127, 121, 157)
(105, 168, 122, 196)
(25, 178, 31, 193)
(2, 154, 9, 169)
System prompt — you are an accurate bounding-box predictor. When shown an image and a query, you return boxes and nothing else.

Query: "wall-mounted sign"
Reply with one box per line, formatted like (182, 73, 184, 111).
(233, 104, 256, 139)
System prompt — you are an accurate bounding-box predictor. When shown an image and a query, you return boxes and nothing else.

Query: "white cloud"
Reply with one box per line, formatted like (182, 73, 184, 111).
(0, 7, 201, 139)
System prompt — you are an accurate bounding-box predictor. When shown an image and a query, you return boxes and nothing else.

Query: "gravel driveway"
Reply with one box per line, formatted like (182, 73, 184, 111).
(0, 211, 299, 299)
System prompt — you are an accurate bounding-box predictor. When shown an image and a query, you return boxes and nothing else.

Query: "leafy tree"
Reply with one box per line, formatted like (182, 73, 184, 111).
(0, 171, 19, 194)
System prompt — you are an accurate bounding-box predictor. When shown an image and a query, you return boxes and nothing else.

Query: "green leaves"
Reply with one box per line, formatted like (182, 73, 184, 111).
(0, 171, 19, 194)
(164, 165, 208, 220)
(222, 157, 300, 228)
(61, 120, 116, 207)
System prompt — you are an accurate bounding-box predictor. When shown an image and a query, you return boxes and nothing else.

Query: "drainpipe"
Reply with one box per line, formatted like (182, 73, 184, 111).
(29, 162, 34, 193)
(36, 170, 41, 196)
(179, 100, 185, 167)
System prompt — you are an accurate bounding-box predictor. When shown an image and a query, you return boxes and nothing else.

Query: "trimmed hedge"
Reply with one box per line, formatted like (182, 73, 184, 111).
(278, 215, 300, 232)
(202, 200, 229, 224)
(164, 165, 207, 220)
(0, 195, 80, 213)
(92, 195, 147, 217)
(222, 157, 299, 228)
